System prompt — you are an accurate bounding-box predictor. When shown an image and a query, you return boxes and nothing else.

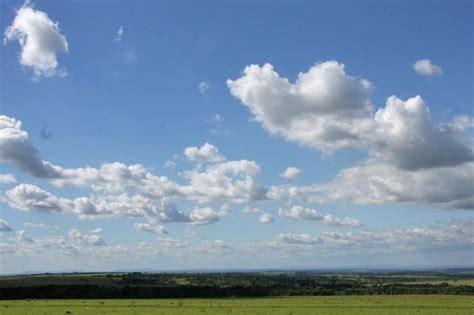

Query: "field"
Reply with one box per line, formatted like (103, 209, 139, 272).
(1, 296, 472, 314)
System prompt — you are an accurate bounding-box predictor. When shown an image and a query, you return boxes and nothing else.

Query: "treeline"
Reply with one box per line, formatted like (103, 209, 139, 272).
(1, 283, 473, 299)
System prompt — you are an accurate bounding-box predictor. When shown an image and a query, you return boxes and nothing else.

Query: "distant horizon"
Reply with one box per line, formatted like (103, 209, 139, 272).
(3, 265, 474, 277)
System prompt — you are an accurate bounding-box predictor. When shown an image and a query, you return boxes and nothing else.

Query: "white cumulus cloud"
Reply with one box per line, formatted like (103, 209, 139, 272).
(413, 59, 442, 76)
(4, 3, 69, 79)
(280, 167, 301, 179)
(184, 143, 225, 164)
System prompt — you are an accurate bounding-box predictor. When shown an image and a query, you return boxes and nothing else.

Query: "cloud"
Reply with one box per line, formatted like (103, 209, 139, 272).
(24, 222, 58, 229)
(198, 81, 210, 94)
(163, 160, 176, 169)
(0, 219, 13, 232)
(278, 206, 361, 227)
(0, 116, 62, 178)
(276, 233, 322, 245)
(321, 214, 361, 227)
(4, 3, 68, 79)
(228, 63, 472, 170)
(189, 207, 220, 225)
(134, 222, 167, 234)
(413, 59, 442, 76)
(280, 167, 301, 179)
(259, 213, 274, 224)
(371, 96, 473, 170)
(228, 61, 374, 152)
(115, 25, 124, 42)
(5, 183, 71, 213)
(68, 228, 105, 246)
(184, 143, 225, 164)
(319, 161, 474, 210)
(179, 160, 265, 204)
(0, 173, 17, 184)
(210, 114, 223, 124)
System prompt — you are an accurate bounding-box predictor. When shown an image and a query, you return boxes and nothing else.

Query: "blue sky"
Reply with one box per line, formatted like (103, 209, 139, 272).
(0, 0, 472, 273)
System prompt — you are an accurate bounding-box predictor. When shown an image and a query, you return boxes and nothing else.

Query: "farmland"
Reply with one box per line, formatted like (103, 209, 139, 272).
(1, 295, 473, 315)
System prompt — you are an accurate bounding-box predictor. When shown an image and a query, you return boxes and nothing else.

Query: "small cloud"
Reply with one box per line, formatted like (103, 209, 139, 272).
(163, 160, 176, 169)
(198, 81, 210, 94)
(259, 213, 274, 224)
(280, 167, 301, 179)
(135, 222, 167, 235)
(0, 174, 17, 185)
(115, 25, 124, 42)
(210, 114, 223, 124)
(413, 59, 442, 76)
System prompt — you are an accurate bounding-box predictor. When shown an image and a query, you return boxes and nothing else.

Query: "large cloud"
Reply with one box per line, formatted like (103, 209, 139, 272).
(5, 183, 71, 213)
(0, 116, 61, 178)
(372, 96, 473, 170)
(268, 161, 474, 210)
(4, 3, 68, 79)
(228, 63, 473, 171)
(228, 61, 374, 151)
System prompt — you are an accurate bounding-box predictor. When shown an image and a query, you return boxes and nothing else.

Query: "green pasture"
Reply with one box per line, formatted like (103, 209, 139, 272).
(1, 295, 472, 315)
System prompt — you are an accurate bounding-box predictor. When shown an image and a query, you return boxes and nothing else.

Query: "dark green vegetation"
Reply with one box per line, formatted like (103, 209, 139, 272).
(0, 269, 473, 299)
(1, 296, 473, 314)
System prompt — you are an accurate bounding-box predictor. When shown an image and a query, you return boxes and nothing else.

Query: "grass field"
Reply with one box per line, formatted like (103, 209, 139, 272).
(1, 296, 472, 315)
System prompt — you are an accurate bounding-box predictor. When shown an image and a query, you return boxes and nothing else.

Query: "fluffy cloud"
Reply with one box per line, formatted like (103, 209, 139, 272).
(280, 167, 301, 179)
(278, 206, 361, 227)
(179, 160, 265, 204)
(135, 222, 167, 234)
(0, 173, 17, 184)
(229, 64, 472, 170)
(184, 143, 225, 164)
(320, 161, 474, 210)
(4, 3, 68, 79)
(372, 96, 473, 170)
(412, 59, 442, 76)
(259, 213, 274, 224)
(228, 61, 374, 151)
(68, 228, 105, 246)
(269, 160, 474, 210)
(0, 116, 61, 178)
(322, 214, 361, 227)
(5, 183, 71, 213)
(189, 207, 220, 225)
(0, 219, 13, 232)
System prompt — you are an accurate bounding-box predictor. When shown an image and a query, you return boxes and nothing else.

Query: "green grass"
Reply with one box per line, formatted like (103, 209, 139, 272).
(0, 295, 472, 314)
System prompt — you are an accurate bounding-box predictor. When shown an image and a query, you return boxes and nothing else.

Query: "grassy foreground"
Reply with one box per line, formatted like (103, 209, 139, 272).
(1, 295, 472, 315)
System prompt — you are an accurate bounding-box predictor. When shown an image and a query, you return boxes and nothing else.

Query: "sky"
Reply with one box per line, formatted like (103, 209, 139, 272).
(0, 0, 473, 274)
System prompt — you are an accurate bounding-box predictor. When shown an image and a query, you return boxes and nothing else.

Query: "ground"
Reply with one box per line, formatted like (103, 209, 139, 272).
(1, 295, 472, 315)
